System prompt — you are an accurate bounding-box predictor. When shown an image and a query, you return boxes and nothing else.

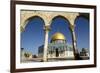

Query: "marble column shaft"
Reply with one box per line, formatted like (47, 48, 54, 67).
(43, 25, 50, 61)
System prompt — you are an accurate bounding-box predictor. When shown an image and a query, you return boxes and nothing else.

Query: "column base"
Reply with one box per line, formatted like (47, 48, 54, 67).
(42, 58, 48, 62)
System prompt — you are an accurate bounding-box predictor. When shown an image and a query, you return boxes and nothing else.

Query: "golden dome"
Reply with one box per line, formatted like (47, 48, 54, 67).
(51, 32, 66, 41)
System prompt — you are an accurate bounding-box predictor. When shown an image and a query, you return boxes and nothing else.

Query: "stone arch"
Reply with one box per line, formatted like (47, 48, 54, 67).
(74, 13, 89, 24)
(51, 15, 71, 25)
(49, 15, 75, 58)
(74, 13, 89, 59)
(20, 11, 48, 32)
(49, 15, 71, 42)
(26, 16, 45, 29)
(74, 14, 89, 46)
(49, 13, 80, 60)
(73, 13, 89, 41)
(21, 15, 46, 32)
(48, 12, 79, 26)
(74, 13, 89, 31)
(21, 15, 46, 57)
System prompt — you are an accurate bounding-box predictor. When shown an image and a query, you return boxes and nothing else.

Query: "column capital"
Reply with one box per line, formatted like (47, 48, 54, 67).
(20, 26, 25, 32)
(69, 24, 75, 32)
(43, 25, 51, 31)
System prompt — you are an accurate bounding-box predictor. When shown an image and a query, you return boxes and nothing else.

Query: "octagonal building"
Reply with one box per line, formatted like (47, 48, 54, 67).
(38, 32, 75, 61)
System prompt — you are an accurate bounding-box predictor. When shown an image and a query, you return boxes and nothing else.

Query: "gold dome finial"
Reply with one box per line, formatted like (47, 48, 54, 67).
(51, 32, 66, 41)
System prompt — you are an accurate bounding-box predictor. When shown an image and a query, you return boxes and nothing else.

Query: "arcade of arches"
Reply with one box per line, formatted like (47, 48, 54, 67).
(20, 10, 88, 61)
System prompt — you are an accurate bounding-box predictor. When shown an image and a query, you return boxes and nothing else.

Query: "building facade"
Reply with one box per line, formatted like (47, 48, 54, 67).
(38, 32, 75, 61)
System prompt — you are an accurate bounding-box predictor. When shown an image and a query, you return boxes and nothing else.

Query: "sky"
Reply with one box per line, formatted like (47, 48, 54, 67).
(21, 13, 89, 54)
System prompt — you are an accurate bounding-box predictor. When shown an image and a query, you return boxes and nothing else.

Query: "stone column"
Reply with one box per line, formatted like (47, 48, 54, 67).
(69, 25, 78, 59)
(43, 25, 50, 62)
